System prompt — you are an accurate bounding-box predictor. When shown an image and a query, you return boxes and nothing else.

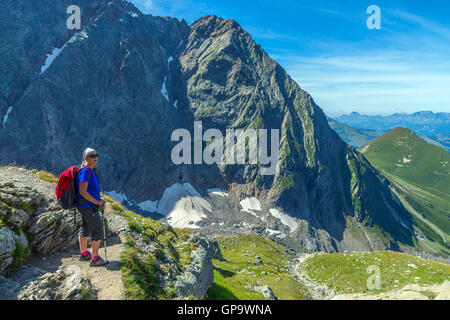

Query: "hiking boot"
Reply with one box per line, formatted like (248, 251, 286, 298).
(79, 251, 92, 261)
(89, 256, 107, 267)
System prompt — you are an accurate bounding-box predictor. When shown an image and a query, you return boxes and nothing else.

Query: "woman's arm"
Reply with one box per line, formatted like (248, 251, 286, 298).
(79, 181, 101, 205)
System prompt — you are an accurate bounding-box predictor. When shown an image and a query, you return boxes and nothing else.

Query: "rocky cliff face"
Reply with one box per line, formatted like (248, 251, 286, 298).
(0, 0, 417, 252)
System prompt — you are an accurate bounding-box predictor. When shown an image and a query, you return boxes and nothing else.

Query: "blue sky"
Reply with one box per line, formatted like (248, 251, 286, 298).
(130, 0, 450, 116)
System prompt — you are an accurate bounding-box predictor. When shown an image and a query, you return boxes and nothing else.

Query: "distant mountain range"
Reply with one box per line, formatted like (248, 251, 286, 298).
(335, 111, 449, 135)
(327, 118, 386, 149)
(328, 112, 450, 151)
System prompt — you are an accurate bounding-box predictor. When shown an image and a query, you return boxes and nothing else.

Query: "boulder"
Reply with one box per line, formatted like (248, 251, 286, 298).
(175, 237, 214, 299)
(17, 266, 95, 300)
(0, 227, 16, 274)
(27, 206, 80, 254)
(245, 284, 279, 300)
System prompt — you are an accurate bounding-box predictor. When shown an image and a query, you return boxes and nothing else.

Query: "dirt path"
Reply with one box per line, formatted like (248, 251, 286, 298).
(0, 218, 126, 300)
(27, 233, 126, 300)
(291, 253, 335, 300)
(20, 227, 126, 300)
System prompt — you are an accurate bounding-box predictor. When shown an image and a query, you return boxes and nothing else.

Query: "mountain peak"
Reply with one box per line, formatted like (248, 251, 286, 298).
(190, 14, 245, 37)
(389, 127, 415, 134)
(413, 111, 434, 116)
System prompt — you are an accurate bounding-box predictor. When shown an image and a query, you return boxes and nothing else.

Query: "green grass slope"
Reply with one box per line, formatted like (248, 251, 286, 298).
(385, 173, 449, 255)
(206, 234, 308, 300)
(359, 128, 449, 254)
(303, 251, 450, 295)
(359, 127, 449, 196)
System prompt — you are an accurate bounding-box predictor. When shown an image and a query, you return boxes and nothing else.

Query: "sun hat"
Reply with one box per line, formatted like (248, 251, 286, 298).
(82, 147, 97, 158)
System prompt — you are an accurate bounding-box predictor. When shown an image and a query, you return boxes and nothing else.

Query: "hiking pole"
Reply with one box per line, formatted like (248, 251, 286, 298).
(100, 204, 109, 265)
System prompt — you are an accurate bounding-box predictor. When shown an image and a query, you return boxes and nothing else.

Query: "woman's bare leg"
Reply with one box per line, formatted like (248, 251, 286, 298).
(91, 240, 101, 257)
(79, 236, 88, 253)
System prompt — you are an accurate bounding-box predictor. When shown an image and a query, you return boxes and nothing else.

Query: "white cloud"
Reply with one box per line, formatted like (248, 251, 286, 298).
(389, 10, 450, 40)
(244, 26, 300, 41)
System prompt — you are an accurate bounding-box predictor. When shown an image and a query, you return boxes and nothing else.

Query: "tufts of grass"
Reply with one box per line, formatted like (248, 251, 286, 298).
(80, 283, 94, 300)
(103, 195, 197, 300)
(38, 171, 58, 184)
(120, 246, 162, 300)
(11, 241, 30, 270)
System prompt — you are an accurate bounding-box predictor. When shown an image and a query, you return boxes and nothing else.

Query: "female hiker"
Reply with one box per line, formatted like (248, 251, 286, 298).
(76, 147, 107, 266)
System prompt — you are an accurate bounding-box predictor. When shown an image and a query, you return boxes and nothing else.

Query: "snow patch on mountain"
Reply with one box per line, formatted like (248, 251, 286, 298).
(157, 183, 211, 229)
(161, 76, 169, 102)
(240, 197, 261, 212)
(105, 190, 131, 205)
(71, 30, 89, 42)
(207, 188, 229, 197)
(269, 208, 298, 232)
(266, 228, 284, 238)
(40, 30, 89, 75)
(40, 47, 64, 75)
(240, 197, 262, 218)
(2, 106, 13, 126)
(137, 200, 158, 213)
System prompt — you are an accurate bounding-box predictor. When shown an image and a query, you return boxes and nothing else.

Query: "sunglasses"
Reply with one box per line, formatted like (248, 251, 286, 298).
(87, 153, 99, 158)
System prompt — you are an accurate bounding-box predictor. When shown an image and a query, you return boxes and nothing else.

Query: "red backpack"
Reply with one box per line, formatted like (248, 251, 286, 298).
(55, 165, 91, 209)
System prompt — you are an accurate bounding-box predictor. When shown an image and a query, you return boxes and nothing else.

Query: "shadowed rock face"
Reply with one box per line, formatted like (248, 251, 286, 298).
(0, 0, 415, 252)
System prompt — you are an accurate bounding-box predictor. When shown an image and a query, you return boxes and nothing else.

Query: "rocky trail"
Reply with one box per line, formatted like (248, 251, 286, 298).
(27, 233, 126, 300)
(0, 233, 125, 300)
(291, 253, 335, 300)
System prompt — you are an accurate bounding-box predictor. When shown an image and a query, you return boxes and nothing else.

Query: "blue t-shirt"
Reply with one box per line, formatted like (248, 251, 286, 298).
(76, 166, 101, 207)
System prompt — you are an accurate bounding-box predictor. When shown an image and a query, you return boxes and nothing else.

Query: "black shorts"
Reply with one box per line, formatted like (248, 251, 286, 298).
(77, 206, 103, 241)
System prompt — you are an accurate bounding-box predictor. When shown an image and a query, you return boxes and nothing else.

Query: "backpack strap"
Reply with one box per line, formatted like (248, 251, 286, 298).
(71, 167, 77, 227)
(81, 165, 92, 181)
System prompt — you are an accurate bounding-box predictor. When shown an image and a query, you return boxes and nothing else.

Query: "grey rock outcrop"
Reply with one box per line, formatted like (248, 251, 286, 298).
(17, 266, 95, 300)
(175, 236, 214, 299)
(0, 179, 80, 274)
(245, 284, 279, 300)
(0, 227, 19, 274)
(211, 240, 226, 261)
(27, 201, 80, 254)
